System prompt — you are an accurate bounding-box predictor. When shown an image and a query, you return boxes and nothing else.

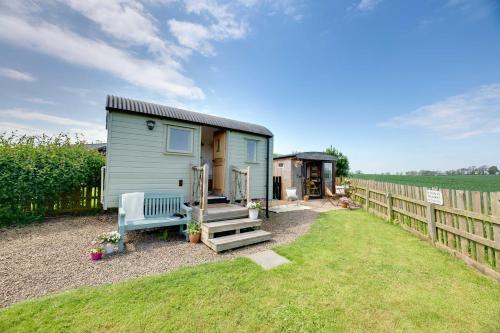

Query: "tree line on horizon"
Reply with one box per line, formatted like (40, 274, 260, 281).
(354, 165, 499, 176)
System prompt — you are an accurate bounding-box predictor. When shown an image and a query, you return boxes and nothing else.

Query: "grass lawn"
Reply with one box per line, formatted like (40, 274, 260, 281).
(1, 210, 499, 332)
(351, 174, 500, 192)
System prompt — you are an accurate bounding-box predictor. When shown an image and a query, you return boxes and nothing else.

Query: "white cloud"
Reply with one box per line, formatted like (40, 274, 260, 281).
(64, 0, 190, 60)
(357, 0, 381, 11)
(0, 14, 205, 100)
(168, 20, 214, 55)
(26, 97, 57, 105)
(168, 0, 248, 55)
(0, 67, 36, 82)
(61, 86, 96, 97)
(0, 0, 303, 101)
(0, 109, 98, 128)
(268, 0, 303, 21)
(0, 109, 106, 142)
(380, 84, 500, 139)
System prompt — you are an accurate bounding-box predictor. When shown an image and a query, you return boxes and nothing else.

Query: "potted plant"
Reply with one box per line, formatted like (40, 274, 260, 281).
(246, 201, 261, 220)
(339, 197, 351, 209)
(187, 222, 201, 243)
(89, 246, 104, 261)
(303, 195, 310, 202)
(95, 231, 121, 255)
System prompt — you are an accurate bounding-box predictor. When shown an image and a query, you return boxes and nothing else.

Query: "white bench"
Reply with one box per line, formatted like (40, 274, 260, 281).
(118, 192, 192, 252)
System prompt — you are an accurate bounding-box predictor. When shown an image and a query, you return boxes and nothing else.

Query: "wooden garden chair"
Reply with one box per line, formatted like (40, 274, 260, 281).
(321, 187, 337, 207)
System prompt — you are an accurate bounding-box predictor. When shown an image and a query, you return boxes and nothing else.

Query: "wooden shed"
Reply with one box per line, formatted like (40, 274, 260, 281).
(273, 152, 337, 200)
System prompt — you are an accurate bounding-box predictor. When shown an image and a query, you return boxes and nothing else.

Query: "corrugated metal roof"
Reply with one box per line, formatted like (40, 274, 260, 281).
(274, 152, 337, 161)
(106, 95, 273, 137)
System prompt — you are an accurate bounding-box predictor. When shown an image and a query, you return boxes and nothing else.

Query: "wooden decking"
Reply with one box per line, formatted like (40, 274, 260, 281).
(192, 203, 248, 222)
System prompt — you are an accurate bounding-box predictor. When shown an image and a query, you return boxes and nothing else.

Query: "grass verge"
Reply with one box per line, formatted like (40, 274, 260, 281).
(1, 210, 499, 332)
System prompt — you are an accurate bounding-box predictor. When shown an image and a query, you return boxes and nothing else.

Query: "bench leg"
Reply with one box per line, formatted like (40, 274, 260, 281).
(179, 224, 188, 241)
(118, 225, 125, 252)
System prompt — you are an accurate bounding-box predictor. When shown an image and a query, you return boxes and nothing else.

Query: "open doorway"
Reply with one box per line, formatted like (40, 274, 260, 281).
(200, 126, 217, 193)
(212, 130, 227, 195)
(200, 126, 227, 197)
(305, 160, 322, 198)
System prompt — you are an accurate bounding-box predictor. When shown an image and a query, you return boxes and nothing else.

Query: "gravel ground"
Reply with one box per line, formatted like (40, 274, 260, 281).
(0, 209, 318, 308)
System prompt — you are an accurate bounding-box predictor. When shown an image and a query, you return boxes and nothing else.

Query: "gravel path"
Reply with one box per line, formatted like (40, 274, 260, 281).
(0, 210, 318, 308)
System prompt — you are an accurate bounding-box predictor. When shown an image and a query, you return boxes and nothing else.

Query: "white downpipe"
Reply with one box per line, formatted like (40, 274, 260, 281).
(100, 166, 106, 207)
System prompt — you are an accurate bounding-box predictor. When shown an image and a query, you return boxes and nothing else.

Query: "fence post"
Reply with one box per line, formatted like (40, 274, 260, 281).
(386, 193, 393, 222)
(365, 182, 370, 211)
(426, 202, 437, 243)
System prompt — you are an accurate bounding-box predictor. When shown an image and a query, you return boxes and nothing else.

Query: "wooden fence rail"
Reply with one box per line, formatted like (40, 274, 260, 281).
(44, 185, 102, 216)
(349, 178, 500, 281)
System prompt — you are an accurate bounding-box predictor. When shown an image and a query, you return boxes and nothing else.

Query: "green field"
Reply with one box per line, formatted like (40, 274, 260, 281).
(351, 174, 500, 192)
(1, 210, 499, 332)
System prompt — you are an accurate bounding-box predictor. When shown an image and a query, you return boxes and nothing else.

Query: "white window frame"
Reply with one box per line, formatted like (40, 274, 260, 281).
(166, 125, 194, 154)
(245, 139, 258, 163)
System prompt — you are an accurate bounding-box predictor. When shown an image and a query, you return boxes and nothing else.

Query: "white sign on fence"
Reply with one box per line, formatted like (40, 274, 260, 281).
(426, 190, 443, 205)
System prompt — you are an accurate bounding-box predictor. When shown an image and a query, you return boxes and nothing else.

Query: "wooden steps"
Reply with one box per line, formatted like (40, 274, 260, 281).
(204, 230, 272, 252)
(192, 203, 248, 223)
(207, 195, 229, 204)
(195, 203, 272, 252)
(202, 218, 262, 234)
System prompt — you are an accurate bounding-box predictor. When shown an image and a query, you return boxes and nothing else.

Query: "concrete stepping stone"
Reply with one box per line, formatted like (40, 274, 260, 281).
(246, 250, 290, 270)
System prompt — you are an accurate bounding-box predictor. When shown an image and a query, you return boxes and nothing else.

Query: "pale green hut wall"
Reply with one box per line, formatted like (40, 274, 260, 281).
(225, 130, 273, 200)
(104, 112, 272, 209)
(104, 112, 201, 209)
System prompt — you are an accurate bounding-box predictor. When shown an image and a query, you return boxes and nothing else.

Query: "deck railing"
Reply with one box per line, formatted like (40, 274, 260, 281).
(231, 166, 250, 206)
(191, 164, 209, 215)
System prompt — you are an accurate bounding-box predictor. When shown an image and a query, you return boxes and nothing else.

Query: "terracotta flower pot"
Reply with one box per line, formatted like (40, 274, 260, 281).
(189, 232, 201, 243)
(90, 252, 103, 261)
(340, 202, 349, 209)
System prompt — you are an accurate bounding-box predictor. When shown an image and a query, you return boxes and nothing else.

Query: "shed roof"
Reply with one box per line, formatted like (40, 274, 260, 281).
(274, 152, 337, 161)
(106, 95, 273, 137)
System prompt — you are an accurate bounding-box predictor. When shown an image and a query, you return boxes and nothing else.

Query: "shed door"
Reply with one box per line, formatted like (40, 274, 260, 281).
(212, 130, 226, 195)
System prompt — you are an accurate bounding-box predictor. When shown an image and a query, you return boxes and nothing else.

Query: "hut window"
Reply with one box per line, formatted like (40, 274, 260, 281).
(278, 162, 284, 168)
(246, 139, 257, 162)
(167, 126, 193, 154)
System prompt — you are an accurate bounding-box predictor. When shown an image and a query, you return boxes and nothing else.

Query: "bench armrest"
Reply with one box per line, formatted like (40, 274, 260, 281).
(118, 208, 126, 226)
(181, 204, 192, 221)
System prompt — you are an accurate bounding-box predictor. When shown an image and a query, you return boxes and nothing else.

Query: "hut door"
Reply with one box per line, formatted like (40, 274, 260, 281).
(212, 130, 226, 195)
(305, 161, 322, 198)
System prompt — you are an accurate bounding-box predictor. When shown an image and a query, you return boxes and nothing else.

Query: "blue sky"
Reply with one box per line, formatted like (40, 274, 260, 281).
(0, 0, 499, 173)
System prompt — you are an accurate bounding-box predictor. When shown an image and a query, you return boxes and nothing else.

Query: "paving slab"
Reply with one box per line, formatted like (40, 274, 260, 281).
(246, 250, 291, 270)
(269, 204, 312, 213)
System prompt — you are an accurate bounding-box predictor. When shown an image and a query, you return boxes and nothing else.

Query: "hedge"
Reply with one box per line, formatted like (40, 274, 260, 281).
(0, 133, 105, 226)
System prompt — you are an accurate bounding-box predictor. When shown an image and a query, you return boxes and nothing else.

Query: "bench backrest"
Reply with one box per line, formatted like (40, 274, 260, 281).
(142, 192, 184, 218)
(144, 192, 184, 218)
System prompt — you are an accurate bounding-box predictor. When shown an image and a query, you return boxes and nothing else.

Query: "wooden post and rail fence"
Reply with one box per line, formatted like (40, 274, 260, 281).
(348, 178, 500, 281)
